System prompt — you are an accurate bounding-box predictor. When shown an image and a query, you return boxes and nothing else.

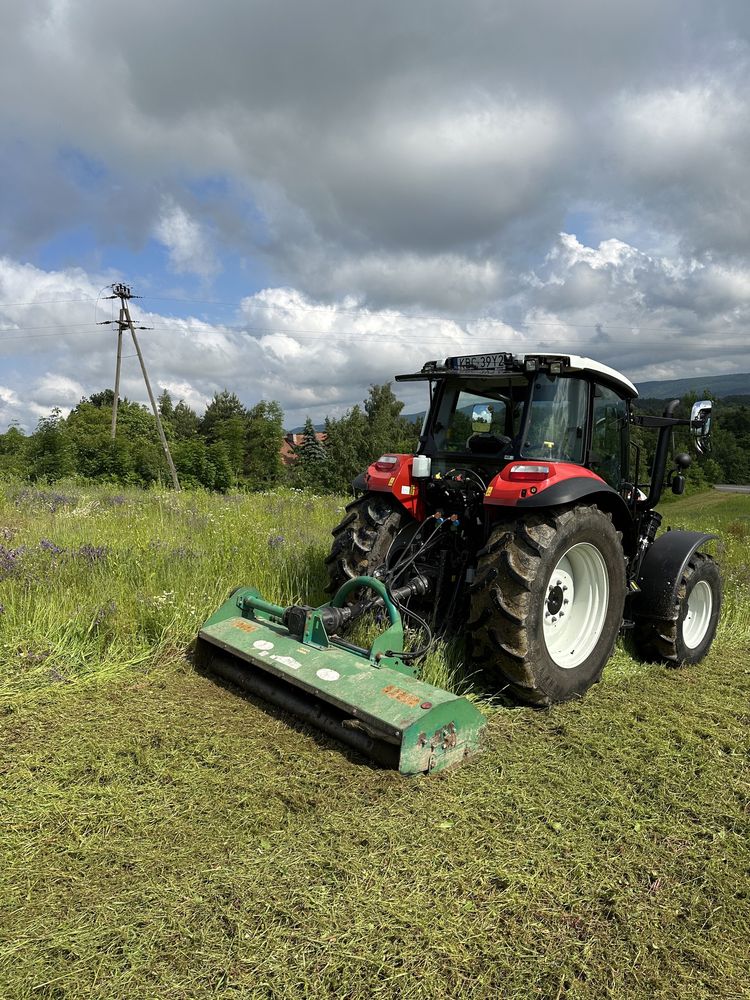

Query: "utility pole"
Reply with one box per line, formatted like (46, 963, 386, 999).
(110, 302, 125, 438)
(101, 283, 181, 491)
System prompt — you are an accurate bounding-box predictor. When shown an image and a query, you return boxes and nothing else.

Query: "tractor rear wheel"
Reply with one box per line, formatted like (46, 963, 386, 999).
(633, 551, 721, 665)
(469, 505, 626, 705)
(326, 494, 413, 595)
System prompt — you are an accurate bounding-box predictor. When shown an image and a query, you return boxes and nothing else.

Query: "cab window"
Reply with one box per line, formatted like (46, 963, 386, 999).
(590, 385, 628, 488)
(433, 382, 524, 454)
(522, 375, 587, 462)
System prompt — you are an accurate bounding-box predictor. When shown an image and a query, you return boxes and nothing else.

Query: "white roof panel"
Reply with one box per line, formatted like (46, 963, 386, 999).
(539, 354, 638, 398)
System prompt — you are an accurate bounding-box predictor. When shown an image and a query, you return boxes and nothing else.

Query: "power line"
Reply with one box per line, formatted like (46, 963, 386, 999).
(2, 293, 750, 340)
(0, 296, 96, 307)
(1, 321, 749, 351)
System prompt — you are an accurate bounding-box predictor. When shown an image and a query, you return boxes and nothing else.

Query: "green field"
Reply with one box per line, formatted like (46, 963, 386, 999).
(1, 484, 749, 999)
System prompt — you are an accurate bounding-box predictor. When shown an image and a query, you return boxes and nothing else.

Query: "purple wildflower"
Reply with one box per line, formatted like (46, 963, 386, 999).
(93, 600, 117, 627)
(13, 489, 78, 512)
(170, 546, 196, 560)
(39, 539, 64, 556)
(0, 544, 27, 580)
(77, 543, 108, 563)
(267, 535, 285, 549)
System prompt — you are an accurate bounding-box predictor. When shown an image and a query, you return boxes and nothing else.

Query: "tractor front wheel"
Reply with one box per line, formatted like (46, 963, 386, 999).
(469, 505, 627, 705)
(633, 551, 721, 665)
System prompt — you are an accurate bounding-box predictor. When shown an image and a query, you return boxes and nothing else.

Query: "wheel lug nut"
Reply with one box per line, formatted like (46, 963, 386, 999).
(563, 599, 569, 605)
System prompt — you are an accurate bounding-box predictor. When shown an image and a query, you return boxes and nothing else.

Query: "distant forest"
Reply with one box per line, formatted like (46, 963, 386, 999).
(0, 385, 748, 492)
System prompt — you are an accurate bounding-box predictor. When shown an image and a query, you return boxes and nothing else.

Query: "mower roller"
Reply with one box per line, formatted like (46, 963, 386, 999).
(196, 575, 486, 775)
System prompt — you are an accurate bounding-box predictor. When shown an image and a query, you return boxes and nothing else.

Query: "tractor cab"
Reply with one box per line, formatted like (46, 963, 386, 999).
(398, 352, 636, 493)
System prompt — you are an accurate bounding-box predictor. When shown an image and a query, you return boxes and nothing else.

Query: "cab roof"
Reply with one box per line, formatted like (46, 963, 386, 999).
(395, 351, 638, 399)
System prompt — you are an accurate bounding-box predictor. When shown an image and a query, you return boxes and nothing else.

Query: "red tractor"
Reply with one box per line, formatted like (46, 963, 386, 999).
(327, 351, 721, 705)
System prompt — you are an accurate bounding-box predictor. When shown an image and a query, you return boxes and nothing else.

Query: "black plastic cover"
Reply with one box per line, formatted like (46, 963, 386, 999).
(633, 530, 718, 620)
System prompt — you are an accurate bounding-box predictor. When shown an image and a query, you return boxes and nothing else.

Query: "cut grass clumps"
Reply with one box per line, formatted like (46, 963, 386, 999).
(0, 482, 749, 997)
(1, 648, 748, 999)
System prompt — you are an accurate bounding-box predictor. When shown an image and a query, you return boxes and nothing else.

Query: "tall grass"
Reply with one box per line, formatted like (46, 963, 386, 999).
(0, 483, 335, 702)
(1, 481, 748, 704)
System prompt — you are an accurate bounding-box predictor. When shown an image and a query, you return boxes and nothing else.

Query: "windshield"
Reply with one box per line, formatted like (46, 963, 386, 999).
(522, 375, 587, 462)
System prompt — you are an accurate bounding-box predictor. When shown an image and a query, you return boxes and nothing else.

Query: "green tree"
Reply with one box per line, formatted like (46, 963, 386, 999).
(365, 383, 420, 459)
(323, 405, 370, 493)
(201, 391, 247, 479)
(245, 400, 284, 490)
(158, 389, 174, 421)
(0, 425, 28, 477)
(289, 417, 328, 490)
(172, 400, 200, 440)
(201, 391, 247, 440)
(27, 409, 76, 481)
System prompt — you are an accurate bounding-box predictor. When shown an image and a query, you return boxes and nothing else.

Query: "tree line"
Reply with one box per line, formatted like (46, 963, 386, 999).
(0, 385, 747, 492)
(0, 384, 420, 493)
(634, 394, 750, 489)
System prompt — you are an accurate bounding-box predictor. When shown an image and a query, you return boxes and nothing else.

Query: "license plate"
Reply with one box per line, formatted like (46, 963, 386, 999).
(451, 353, 510, 372)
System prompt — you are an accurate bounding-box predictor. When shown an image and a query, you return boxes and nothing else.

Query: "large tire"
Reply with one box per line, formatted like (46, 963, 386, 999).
(633, 551, 721, 665)
(469, 505, 627, 705)
(325, 494, 413, 596)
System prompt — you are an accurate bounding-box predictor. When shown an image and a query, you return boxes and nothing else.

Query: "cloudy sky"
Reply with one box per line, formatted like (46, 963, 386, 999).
(2, 0, 750, 431)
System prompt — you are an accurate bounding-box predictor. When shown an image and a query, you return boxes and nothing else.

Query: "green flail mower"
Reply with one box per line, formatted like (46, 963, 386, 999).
(196, 576, 486, 776)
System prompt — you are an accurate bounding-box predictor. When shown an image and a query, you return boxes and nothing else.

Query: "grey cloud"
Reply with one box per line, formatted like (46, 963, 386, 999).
(5, 0, 750, 286)
(1, 1, 750, 411)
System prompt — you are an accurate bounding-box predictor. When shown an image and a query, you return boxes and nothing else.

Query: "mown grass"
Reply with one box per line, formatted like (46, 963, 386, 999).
(1, 482, 749, 999)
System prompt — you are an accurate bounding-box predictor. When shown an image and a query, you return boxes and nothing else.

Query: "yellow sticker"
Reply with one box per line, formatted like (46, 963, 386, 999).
(388, 476, 395, 486)
(233, 619, 259, 633)
(485, 486, 493, 496)
(382, 684, 421, 708)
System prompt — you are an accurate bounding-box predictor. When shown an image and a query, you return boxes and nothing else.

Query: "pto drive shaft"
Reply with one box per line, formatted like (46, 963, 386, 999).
(282, 574, 429, 641)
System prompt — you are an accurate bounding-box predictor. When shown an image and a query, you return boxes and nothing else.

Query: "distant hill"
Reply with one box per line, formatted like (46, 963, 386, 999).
(634, 372, 749, 399)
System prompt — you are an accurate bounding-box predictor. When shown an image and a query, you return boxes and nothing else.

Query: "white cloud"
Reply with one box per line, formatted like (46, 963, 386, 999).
(154, 198, 219, 279)
(0, 247, 749, 435)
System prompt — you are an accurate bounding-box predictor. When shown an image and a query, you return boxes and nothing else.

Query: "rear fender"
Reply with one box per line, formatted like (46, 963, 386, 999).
(358, 454, 422, 517)
(633, 530, 718, 621)
(486, 466, 637, 553)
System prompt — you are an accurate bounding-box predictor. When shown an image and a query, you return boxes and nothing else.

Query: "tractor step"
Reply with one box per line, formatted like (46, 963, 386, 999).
(196, 581, 485, 775)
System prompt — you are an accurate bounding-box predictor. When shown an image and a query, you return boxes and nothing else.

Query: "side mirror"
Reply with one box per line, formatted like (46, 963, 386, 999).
(471, 404, 493, 433)
(690, 400, 712, 455)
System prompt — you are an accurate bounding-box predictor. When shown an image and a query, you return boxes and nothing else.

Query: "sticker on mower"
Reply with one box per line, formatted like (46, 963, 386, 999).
(382, 684, 421, 708)
(233, 620, 260, 633)
(270, 654, 301, 670)
(316, 668, 340, 682)
(252, 639, 274, 651)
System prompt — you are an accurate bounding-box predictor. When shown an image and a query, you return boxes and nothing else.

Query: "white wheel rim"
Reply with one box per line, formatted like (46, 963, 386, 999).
(683, 579, 713, 649)
(543, 542, 609, 669)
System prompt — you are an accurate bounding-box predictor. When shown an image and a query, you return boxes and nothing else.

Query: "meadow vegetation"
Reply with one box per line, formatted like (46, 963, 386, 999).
(0, 483, 748, 998)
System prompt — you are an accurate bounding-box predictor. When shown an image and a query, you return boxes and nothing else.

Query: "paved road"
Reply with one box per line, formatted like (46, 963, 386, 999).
(714, 484, 750, 493)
